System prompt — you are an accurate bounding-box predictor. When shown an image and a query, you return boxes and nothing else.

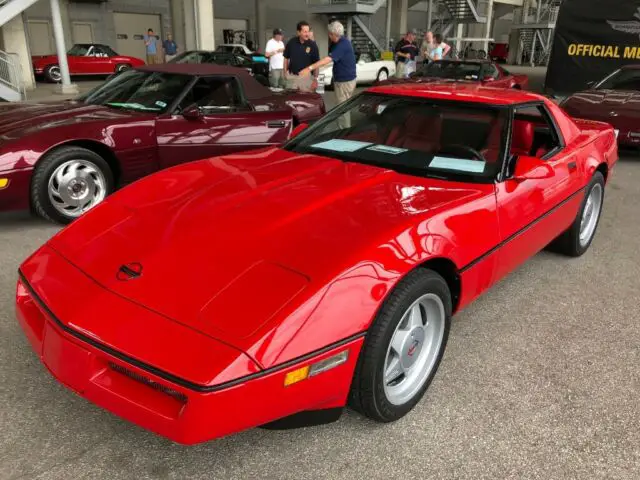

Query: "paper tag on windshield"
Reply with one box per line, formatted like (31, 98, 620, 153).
(429, 156, 486, 173)
(310, 140, 372, 152)
(155, 101, 167, 108)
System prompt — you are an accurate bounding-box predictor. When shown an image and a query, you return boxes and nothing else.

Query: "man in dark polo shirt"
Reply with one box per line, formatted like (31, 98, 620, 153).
(300, 20, 357, 127)
(283, 21, 320, 92)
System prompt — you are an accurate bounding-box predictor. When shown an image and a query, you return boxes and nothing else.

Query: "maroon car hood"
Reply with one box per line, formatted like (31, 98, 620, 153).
(565, 89, 640, 113)
(48, 148, 482, 348)
(0, 102, 145, 137)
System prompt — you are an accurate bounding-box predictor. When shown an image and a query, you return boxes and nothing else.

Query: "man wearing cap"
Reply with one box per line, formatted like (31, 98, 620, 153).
(265, 28, 286, 88)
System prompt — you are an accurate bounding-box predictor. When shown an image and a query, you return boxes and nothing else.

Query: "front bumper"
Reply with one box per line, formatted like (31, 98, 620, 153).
(16, 274, 363, 444)
(0, 168, 32, 212)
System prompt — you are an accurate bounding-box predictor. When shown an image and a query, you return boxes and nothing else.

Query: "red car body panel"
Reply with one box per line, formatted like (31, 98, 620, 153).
(16, 85, 617, 444)
(0, 64, 325, 213)
(32, 53, 145, 76)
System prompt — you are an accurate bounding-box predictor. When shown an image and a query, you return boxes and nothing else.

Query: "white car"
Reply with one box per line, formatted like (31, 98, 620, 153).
(216, 44, 254, 55)
(320, 52, 396, 86)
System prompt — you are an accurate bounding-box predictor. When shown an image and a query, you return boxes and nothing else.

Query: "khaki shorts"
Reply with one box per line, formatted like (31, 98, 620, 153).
(165, 54, 177, 63)
(146, 54, 159, 65)
(334, 80, 357, 128)
(286, 74, 315, 92)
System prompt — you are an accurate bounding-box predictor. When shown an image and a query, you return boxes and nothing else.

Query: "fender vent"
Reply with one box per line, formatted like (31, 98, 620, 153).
(108, 362, 188, 404)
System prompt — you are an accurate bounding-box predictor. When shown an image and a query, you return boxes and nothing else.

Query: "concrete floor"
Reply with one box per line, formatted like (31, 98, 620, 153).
(1, 67, 639, 479)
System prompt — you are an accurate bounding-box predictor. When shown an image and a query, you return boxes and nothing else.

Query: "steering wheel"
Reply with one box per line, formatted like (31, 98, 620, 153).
(438, 144, 485, 161)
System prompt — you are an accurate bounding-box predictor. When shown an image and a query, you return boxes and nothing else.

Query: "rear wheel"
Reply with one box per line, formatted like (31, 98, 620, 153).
(376, 68, 389, 82)
(350, 269, 451, 422)
(31, 147, 114, 224)
(115, 63, 131, 73)
(44, 65, 61, 83)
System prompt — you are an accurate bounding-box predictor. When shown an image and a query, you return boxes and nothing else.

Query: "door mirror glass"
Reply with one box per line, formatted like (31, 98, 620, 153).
(182, 105, 202, 120)
(290, 123, 309, 139)
(513, 155, 554, 180)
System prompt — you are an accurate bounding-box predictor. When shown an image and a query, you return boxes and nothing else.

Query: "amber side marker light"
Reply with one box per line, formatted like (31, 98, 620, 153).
(0, 178, 8, 189)
(284, 350, 349, 387)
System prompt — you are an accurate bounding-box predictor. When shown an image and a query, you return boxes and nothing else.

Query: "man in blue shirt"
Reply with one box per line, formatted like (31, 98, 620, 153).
(300, 20, 356, 126)
(144, 28, 158, 64)
(163, 33, 178, 62)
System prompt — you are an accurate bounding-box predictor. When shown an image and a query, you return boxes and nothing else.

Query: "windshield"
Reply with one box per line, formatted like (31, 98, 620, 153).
(77, 69, 193, 112)
(171, 51, 216, 64)
(285, 93, 507, 182)
(595, 68, 640, 91)
(413, 61, 482, 81)
(68, 45, 90, 56)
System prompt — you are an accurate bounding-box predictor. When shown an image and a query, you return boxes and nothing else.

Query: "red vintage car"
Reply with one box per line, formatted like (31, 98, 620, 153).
(560, 65, 640, 147)
(380, 59, 528, 90)
(0, 63, 325, 223)
(16, 84, 617, 444)
(33, 44, 146, 82)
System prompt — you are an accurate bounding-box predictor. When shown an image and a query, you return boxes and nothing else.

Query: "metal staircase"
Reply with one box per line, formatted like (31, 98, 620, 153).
(513, 0, 561, 66)
(441, 0, 486, 23)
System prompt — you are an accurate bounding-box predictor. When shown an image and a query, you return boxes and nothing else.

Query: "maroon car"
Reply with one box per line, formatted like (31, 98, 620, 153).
(0, 63, 325, 224)
(560, 65, 640, 147)
(377, 60, 528, 90)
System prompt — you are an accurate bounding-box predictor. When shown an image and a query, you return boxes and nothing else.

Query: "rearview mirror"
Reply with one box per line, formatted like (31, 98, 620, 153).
(289, 123, 309, 139)
(182, 106, 202, 120)
(513, 155, 554, 181)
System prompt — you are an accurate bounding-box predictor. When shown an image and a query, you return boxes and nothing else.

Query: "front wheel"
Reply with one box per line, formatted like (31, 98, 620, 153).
(350, 269, 451, 422)
(31, 147, 114, 224)
(376, 68, 389, 82)
(115, 63, 131, 73)
(44, 64, 61, 83)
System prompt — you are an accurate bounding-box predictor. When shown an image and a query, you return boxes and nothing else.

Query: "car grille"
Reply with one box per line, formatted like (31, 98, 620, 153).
(108, 362, 188, 404)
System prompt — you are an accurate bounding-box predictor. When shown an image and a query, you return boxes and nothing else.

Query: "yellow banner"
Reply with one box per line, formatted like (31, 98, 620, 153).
(567, 43, 640, 59)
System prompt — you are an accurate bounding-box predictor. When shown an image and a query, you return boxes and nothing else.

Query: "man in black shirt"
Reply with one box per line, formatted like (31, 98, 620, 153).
(394, 30, 419, 78)
(283, 21, 320, 92)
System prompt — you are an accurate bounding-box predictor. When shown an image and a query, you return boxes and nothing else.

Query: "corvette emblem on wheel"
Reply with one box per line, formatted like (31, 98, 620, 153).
(116, 263, 143, 281)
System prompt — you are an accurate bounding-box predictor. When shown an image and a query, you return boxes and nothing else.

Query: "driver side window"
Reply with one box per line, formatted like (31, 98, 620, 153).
(180, 76, 248, 113)
(510, 104, 562, 161)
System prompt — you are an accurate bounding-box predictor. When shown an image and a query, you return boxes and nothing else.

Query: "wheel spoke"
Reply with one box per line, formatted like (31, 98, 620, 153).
(409, 304, 424, 329)
(385, 354, 404, 385)
(391, 328, 409, 356)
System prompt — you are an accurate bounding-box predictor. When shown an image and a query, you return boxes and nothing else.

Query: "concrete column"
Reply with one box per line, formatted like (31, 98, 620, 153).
(50, 0, 77, 94)
(195, 0, 215, 50)
(255, 0, 267, 50)
(346, 16, 353, 40)
(385, 2, 392, 50)
(390, 0, 408, 39)
(455, 23, 464, 56)
(1, 14, 36, 91)
(483, 0, 494, 54)
(182, 0, 197, 51)
(170, 0, 186, 52)
(59, 0, 73, 49)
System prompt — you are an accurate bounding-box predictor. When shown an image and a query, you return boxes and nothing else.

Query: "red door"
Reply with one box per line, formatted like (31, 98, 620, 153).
(155, 110, 293, 169)
(74, 46, 112, 74)
(493, 105, 584, 280)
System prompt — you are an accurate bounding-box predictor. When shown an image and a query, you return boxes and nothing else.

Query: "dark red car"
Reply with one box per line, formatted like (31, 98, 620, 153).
(560, 65, 640, 147)
(33, 44, 145, 83)
(17, 84, 616, 444)
(379, 60, 528, 90)
(0, 63, 325, 223)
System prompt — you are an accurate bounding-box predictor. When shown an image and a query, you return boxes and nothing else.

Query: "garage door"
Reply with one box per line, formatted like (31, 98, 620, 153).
(215, 18, 248, 47)
(113, 12, 161, 61)
(72, 23, 94, 44)
(27, 20, 54, 56)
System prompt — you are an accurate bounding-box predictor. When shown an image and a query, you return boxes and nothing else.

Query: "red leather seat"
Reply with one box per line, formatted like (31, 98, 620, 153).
(511, 119, 534, 156)
(388, 112, 442, 151)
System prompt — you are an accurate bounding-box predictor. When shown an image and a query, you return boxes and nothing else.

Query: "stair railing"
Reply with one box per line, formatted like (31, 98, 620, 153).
(0, 49, 25, 100)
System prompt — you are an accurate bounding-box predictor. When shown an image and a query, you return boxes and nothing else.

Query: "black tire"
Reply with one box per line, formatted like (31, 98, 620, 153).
(31, 147, 114, 225)
(376, 68, 389, 83)
(349, 268, 452, 422)
(43, 65, 61, 83)
(115, 63, 131, 73)
(550, 171, 605, 257)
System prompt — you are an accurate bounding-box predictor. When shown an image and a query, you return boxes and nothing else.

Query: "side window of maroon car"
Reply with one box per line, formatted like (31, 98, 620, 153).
(510, 104, 561, 161)
(180, 77, 248, 113)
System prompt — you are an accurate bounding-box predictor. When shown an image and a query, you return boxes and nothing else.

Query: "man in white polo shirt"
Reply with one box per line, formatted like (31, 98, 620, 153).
(265, 28, 286, 88)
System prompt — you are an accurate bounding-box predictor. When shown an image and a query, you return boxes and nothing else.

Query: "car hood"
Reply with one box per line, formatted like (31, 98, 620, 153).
(0, 101, 145, 137)
(48, 147, 482, 351)
(564, 89, 640, 112)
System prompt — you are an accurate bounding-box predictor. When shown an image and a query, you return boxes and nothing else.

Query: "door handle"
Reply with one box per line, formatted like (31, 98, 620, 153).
(568, 161, 577, 172)
(266, 120, 286, 128)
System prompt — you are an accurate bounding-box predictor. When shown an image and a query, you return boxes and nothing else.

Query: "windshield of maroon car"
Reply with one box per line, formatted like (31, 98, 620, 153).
(596, 68, 640, 91)
(78, 69, 193, 112)
(414, 61, 482, 81)
(285, 93, 507, 182)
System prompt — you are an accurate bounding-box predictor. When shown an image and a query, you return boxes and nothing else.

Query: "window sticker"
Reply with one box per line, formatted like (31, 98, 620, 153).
(367, 145, 408, 155)
(155, 101, 167, 108)
(429, 156, 486, 173)
(310, 139, 373, 152)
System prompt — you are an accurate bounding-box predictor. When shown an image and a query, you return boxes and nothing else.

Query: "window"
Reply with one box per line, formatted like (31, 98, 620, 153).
(358, 52, 374, 63)
(179, 77, 248, 113)
(285, 93, 508, 182)
(596, 68, 640, 91)
(415, 61, 482, 81)
(68, 44, 90, 56)
(482, 63, 500, 80)
(510, 104, 562, 161)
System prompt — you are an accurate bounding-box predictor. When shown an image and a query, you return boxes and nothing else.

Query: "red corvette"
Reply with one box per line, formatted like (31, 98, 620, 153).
(379, 59, 528, 90)
(33, 44, 145, 83)
(560, 65, 640, 147)
(0, 63, 325, 224)
(16, 84, 616, 445)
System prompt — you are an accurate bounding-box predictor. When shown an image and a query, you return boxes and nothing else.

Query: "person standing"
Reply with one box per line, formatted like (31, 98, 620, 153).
(421, 31, 434, 65)
(395, 30, 419, 78)
(144, 28, 158, 64)
(265, 28, 286, 88)
(163, 33, 178, 62)
(300, 20, 356, 126)
(283, 21, 320, 92)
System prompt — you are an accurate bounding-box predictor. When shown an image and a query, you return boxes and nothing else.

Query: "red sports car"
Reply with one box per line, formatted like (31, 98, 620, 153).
(0, 63, 325, 224)
(560, 65, 640, 147)
(380, 59, 528, 90)
(16, 84, 616, 445)
(33, 44, 145, 82)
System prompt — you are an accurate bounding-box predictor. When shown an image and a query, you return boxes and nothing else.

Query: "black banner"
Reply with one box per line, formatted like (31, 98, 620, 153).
(545, 0, 640, 94)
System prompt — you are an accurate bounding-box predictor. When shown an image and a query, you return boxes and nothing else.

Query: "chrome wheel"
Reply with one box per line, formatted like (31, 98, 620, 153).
(48, 65, 61, 82)
(48, 160, 107, 218)
(579, 183, 603, 247)
(378, 69, 388, 82)
(383, 293, 446, 406)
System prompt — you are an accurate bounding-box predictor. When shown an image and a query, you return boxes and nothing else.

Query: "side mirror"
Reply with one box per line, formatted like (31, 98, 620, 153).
(182, 106, 202, 120)
(289, 123, 309, 139)
(513, 155, 554, 181)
